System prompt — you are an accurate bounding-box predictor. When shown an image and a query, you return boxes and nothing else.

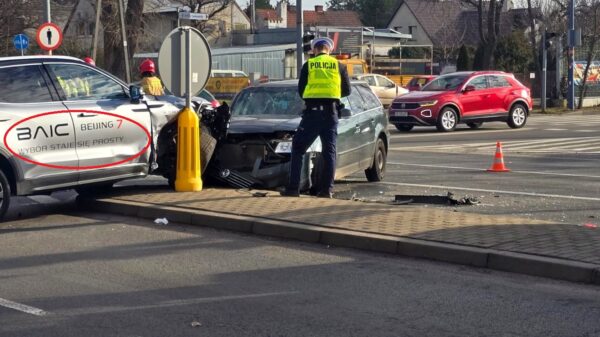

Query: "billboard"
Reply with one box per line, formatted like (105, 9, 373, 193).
(574, 61, 600, 86)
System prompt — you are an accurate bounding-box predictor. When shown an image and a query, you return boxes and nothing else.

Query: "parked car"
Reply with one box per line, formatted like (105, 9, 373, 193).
(197, 89, 220, 108)
(0, 55, 225, 220)
(354, 74, 409, 107)
(406, 75, 437, 91)
(389, 71, 532, 132)
(209, 80, 390, 191)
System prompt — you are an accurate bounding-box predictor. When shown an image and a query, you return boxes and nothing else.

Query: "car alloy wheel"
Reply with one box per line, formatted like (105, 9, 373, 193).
(507, 103, 527, 128)
(436, 107, 458, 132)
(365, 138, 386, 182)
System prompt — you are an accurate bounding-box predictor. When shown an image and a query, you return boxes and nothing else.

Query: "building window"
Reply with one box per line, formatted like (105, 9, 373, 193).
(409, 25, 417, 35)
(394, 26, 402, 31)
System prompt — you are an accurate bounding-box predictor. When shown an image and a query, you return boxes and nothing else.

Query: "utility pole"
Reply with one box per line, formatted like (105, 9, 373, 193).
(117, 0, 131, 83)
(541, 31, 547, 112)
(296, 0, 304, 78)
(91, 0, 102, 60)
(45, 0, 52, 55)
(567, 0, 575, 110)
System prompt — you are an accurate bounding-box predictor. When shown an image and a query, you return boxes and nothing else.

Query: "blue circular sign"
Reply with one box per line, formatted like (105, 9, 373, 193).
(13, 34, 29, 50)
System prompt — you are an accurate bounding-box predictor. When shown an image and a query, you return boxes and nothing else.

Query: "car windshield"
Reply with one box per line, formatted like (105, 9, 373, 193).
(232, 86, 304, 117)
(422, 74, 469, 91)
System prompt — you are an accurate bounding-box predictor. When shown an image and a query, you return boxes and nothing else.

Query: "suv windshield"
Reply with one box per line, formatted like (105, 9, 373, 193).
(232, 87, 304, 117)
(422, 74, 470, 91)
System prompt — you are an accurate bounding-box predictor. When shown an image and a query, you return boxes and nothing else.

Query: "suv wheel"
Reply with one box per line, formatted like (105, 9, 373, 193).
(467, 122, 483, 129)
(0, 170, 11, 221)
(436, 107, 458, 132)
(394, 124, 414, 132)
(365, 138, 387, 182)
(507, 103, 527, 128)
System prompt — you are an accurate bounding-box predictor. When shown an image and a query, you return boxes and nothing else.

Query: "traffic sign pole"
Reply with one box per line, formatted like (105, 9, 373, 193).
(175, 26, 202, 192)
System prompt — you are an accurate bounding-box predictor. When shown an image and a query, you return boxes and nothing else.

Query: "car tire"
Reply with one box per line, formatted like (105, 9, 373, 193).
(309, 154, 324, 195)
(507, 103, 528, 128)
(0, 170, 11, 221)
(365, 138, 387, 182)
(467, 122, 483, 129)
(436, 107, 458, 132)
(394, 124, 414, 132)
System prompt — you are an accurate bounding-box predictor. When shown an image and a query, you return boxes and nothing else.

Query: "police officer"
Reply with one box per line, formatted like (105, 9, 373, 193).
(139, 59, 165, 96)
(281, 37, 351, 198)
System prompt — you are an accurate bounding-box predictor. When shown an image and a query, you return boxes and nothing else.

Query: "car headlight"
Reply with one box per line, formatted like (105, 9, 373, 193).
(419, 100, 438, 107)
(275, 141, 293, 153)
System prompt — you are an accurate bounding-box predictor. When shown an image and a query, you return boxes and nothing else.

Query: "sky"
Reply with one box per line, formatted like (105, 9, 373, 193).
(235, 0, 326, 10)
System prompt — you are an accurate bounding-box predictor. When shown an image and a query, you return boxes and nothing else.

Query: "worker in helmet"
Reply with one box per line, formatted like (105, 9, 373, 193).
(83, 57, 96, 66)
(139, 59, 165, 96)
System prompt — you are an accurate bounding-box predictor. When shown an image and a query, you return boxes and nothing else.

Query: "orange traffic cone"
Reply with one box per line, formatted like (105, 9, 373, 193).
(487, 142, 510, 172)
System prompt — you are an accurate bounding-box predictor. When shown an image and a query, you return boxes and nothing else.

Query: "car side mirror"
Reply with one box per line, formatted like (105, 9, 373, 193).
(339, 108, 352, 119)
(463, 85, 475, 93)
(130, 85, 144, 104)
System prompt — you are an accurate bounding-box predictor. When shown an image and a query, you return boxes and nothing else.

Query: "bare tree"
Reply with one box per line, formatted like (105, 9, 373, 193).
(434, 19, 468, 67)
(0, 0, 40, 56)
(461, 0, 507, 69)
(576, 0, 600, 108)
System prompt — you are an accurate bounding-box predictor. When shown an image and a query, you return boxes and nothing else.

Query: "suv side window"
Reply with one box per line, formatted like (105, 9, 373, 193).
(47, 64, 127, 101)
(0, 65, 53, 103)
(467, 76, 488, 90)
(489, 75, 511, 88)
(378, 76, 395, 88)
(362, 76, 377, 86)
(356, 84, 381, 110)
(347, 86, 367, 113)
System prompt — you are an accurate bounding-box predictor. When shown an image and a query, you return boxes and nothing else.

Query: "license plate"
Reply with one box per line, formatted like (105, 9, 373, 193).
(391, 111, 408, 117)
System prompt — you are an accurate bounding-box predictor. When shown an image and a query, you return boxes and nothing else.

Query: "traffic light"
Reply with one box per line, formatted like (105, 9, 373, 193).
(545, 32, 557, 49)
(302, 33, 315, 53)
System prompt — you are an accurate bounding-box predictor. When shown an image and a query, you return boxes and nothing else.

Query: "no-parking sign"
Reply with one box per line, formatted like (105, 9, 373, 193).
(36, 22, 63, 51)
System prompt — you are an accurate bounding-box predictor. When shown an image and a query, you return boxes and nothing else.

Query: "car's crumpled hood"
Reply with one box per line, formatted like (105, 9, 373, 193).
(228, 116, 301, 134)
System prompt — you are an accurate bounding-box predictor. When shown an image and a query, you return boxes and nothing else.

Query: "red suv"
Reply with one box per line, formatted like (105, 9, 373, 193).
(389, 71, 532, 132)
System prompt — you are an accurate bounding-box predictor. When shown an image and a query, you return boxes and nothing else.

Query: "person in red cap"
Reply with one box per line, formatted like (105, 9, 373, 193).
(83, 57, 95, 66)
(139, 59, 164, 96)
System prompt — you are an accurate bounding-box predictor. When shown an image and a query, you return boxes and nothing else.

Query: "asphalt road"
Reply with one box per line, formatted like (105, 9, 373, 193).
(1, 212, 600, 337)
(336, 113, 600, 226)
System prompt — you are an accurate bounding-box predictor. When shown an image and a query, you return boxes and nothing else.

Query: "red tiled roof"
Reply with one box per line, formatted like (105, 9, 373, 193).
(287, 9, 362, 28)
(256, 8, 281, 21)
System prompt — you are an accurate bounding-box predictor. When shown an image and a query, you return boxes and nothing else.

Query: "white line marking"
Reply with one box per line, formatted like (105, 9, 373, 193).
(543, 128, 568, 131)
(0, 298, 48, 316)
(387, 162, 600, 179)
(390, 128, 529, 138)
(378, 181, 600, 202)
(57, 291, 296, 316)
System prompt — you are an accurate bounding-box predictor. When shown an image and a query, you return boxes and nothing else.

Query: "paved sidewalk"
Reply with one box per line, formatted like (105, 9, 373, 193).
(85, 187, 600, 285)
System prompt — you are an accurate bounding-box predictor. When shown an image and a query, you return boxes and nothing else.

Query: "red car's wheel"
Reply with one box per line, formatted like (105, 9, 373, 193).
(436, 107, 458, 132)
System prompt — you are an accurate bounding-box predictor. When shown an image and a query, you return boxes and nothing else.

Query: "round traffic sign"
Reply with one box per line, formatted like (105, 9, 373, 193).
(158, 27, 211, 97)
(13, 34, 29, 50)
(36, 22, 63, 51)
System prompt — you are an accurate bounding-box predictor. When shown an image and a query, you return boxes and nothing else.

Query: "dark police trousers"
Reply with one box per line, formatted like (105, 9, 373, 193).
(287, 104, 338, 194)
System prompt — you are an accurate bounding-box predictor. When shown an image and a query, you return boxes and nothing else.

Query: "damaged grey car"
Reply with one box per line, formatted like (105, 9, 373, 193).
(209, 80, 390, 191)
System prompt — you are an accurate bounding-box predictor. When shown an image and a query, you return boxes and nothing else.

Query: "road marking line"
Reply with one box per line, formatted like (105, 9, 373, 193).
(543, 128, 568, 131)
(0, 298, 48, 316)
(378, 181, 600, 201)
(390, 128, 529, 138)
(388, 162, 600, 179)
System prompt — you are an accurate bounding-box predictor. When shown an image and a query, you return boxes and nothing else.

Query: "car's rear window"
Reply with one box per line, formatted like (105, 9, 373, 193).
(0, 65, 53, 103)
(232, 87, 303, 117)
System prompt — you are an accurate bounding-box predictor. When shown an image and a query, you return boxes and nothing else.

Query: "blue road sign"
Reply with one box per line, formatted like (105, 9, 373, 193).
(13, 34, 29, 50)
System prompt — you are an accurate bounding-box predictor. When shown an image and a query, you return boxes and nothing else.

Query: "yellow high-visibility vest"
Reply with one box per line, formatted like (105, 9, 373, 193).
(141, 76, 165, 96)
(302, 54, 342, 99)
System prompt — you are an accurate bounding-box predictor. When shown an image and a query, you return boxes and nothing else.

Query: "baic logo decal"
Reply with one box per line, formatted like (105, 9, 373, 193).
(3, 110, 151, 170)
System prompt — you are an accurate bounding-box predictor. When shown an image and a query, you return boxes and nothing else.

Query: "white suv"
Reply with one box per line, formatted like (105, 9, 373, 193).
(0, 56, 217, 220)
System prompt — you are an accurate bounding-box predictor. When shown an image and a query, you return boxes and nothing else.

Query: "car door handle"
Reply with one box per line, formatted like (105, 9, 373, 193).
(77, 113, 98, 118)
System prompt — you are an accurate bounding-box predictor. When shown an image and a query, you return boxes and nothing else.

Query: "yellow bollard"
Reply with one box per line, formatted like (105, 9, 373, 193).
(175, 107, 203, 191)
